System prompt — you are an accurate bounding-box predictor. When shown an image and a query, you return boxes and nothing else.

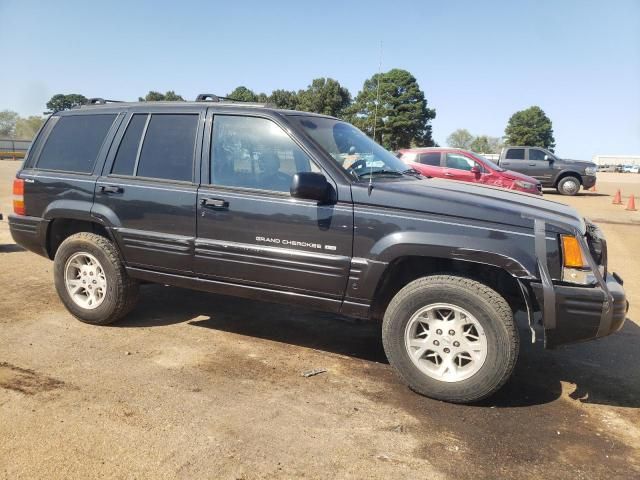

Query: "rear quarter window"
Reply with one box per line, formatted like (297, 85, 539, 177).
(505, 148, 525, 160)
(36, 114, 116, 173)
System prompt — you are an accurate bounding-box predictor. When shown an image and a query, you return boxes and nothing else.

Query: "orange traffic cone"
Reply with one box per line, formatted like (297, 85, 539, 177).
(613, 189, 622, 205)
(626, 195, 637, 211)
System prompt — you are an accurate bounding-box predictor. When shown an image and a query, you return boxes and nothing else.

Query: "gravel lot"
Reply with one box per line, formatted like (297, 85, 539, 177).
(1, 162, 639, 479)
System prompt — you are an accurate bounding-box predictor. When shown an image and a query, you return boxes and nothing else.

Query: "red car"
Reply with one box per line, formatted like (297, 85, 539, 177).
(398, 148, 542, 195)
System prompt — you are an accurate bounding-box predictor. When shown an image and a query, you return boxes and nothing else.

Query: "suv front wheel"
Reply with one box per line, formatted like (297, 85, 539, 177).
(382, 275, 519, 403)
(557, 175, 581, 196)
(54, 232, 139, 325)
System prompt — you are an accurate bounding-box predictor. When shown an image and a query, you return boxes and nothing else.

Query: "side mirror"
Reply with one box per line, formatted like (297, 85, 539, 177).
(470, 166, 481, 175)
(544, 154, 553, 162)
(290, 172, 330, 202)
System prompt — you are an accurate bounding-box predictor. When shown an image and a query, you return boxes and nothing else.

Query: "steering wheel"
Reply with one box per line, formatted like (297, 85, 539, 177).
(346, 159, 368, 173)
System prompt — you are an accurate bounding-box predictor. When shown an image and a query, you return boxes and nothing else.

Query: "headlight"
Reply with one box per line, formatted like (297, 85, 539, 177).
(585, 166, 597, 175)
(515, 180, 535, 189)
(560, 235, 596, 285)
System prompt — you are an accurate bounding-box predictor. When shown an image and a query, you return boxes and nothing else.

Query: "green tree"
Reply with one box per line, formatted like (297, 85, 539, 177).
(0, 110, 19, 137)
(268, 89, 299, 109)
(446, 129, 474, 149)
(297, 78, 351, 117)
(469, 135, 502, 154)
(138, 90, 185, 101)
(348, 69, 435, 150)
(227, 86, 259, 102)
(504, 106, 555, 151)
(15, 116, 45, 139)
(46, 94, 87, 113)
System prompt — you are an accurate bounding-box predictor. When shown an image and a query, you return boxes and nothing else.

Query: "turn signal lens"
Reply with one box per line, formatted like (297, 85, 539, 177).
(561, 235, 586, 268)
(12, 178, 25, 215)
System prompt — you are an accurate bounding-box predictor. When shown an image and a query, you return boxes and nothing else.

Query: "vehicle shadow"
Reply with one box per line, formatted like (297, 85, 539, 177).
(119, 284, 640, 409)
(0, 244, 26, 253)
(543, 190, 609, 197)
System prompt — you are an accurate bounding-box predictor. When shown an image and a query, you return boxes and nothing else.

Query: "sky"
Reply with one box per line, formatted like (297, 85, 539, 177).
(1, 0, 639, 159)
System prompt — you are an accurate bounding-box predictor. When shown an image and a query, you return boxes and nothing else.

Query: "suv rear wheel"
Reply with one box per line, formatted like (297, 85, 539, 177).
(557, 175, 581, 196)
(382, 275, 518, 403)
(54, 232, 139, 325)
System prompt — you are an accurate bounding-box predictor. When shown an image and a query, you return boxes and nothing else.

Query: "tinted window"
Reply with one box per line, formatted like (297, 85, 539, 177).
(136, 114, 198, 182)
(211, 116, 318, 193)
(37, 114, 116, 173)
(111, 114, 147, 175)
(505, 148, 525, 160)
(446, 153, 483, 172)
(419, 152, 441, 166)
(529, 149, 546, 161)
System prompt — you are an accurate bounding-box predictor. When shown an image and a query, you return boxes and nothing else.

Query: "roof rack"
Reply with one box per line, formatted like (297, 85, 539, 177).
(195, 93, 221, 102)
(194, 93, 273, 107)
(78, 98, 124, 108)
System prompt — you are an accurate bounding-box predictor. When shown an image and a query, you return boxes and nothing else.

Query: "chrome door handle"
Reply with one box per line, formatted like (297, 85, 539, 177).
(101, 185, 123, 194)
(201, 198, 229, 209)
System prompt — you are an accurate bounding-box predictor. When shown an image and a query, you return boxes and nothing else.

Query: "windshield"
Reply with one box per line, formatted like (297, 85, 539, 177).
(468, 151, 505, 172)
(291, 116, 410, 178)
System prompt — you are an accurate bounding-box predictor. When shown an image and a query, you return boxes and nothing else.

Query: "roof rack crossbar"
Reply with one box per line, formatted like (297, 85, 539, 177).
(83, 98, 124, 106)
(195, 93, 221, 102)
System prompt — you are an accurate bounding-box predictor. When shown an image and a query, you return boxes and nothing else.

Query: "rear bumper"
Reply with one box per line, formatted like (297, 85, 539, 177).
(8, 214, 49, 257)
(531, 272, 628, 348)
(582, 175, 597, 189)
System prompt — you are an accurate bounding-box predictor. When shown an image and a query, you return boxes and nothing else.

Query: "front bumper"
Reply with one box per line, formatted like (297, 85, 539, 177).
(531, 272, 628, 348)
(582, 175, 597, 189)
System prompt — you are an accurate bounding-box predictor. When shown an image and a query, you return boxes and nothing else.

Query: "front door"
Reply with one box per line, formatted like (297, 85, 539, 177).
(195, 113, 353, 301)
(94, 110, 204, 273)
(443, 152, 484, 184)
(527, 148, 554, 183)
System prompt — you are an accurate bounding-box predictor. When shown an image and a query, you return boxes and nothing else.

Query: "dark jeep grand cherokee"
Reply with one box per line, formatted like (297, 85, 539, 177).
(9, 96, 628, 403)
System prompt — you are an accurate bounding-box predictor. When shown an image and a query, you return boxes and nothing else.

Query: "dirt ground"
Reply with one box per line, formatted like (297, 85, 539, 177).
(1, 162, 639, 479)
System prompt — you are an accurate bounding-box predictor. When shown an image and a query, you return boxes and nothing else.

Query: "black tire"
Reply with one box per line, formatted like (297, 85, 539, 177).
(54, 232, 139, 325)
(556, 175, 581, 196)
(382, 275, 519, 404)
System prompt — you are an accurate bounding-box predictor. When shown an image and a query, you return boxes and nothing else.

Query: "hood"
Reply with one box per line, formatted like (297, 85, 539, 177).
(500, 169, 540, 183)
(354, 177, 585, 234)
(558, 158, 597, 168)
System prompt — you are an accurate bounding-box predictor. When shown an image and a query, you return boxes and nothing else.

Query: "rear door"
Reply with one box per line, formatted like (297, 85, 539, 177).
(194, 111, 353, 301)
(499, 148, 528, 175)
(416, 151, 443, 177)
(93, 108, 205, 273)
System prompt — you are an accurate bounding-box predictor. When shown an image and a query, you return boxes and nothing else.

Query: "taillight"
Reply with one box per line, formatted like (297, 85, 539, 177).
(13, 178, 25, 215)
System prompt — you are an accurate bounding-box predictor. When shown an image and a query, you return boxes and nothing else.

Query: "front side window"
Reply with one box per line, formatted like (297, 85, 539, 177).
(529, 149, 546, 161)
(136, 114, 198, 182)
(211, 115, 318, 193)
(291, 116, 408, 179)
(37, 114, 116, 173)
(505, 148, 525, 160)
(419, 152, 441, 166)
(446, 153, 482, 172)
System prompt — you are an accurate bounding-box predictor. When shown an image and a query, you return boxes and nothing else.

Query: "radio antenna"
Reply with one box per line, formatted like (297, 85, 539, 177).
(369, 41, 383, 196)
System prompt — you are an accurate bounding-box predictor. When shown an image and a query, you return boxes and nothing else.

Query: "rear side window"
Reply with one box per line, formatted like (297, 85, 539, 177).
(505, 148, 525, 160)
(37, 114, 116, 173)
(418, 152, 441, 166)
(136, 114, 198, 182)
(111, 114, 147, 175)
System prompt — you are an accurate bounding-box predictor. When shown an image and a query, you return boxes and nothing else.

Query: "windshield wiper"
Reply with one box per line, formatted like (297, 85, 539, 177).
(402, 168, 424, 178)
(357, 169, 404, 178)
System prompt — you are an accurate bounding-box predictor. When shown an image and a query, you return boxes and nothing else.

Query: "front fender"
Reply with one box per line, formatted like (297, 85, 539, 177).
(369, 231, 536, 278)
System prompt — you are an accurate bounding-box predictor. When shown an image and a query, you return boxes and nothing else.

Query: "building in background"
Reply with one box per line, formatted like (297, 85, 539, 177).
(592, 154, 640, 166)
